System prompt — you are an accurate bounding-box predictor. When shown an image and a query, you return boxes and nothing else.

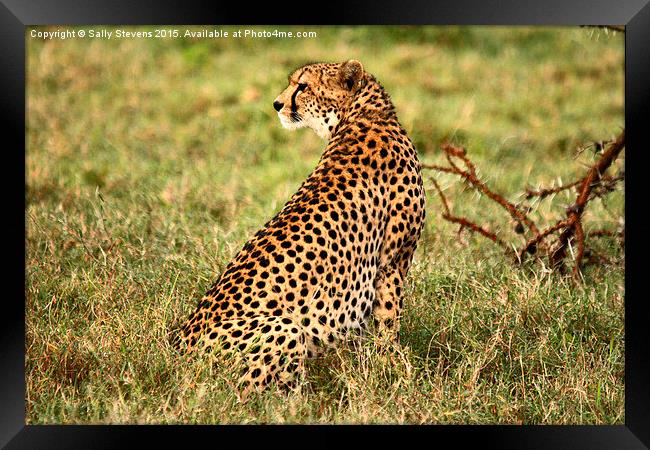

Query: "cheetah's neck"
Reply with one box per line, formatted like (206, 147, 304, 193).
(332, 76, 399, 138)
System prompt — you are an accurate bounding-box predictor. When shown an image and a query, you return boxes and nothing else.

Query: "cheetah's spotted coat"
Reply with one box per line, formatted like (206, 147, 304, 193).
(175, 60, 426, 394)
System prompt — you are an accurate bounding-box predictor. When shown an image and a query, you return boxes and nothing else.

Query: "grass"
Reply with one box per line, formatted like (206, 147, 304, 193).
(25, 25, 624, 424)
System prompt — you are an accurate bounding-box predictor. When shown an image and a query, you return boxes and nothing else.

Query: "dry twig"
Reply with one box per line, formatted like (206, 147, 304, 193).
(549, 131, 625, 276)
(424, 130, 625, 280)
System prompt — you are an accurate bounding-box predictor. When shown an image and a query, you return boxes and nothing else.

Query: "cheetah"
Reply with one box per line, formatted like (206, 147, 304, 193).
(174, 60, 426, 394)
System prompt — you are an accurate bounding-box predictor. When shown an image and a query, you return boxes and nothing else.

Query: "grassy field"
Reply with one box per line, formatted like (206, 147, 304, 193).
(25, 26, 624, 424)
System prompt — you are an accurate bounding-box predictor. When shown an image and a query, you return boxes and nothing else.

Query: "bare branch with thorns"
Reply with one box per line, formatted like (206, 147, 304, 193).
(423, 130, 625, 280)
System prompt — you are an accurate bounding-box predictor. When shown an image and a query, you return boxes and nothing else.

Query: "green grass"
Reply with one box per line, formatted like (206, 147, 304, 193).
(26, 25, 624, 424)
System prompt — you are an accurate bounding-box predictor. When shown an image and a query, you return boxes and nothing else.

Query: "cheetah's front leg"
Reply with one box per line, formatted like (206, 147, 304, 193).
(372, 266, 404, 344)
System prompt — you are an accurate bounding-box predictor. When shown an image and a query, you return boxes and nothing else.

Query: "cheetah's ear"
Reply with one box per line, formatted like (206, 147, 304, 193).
(339, 59, 365, 91)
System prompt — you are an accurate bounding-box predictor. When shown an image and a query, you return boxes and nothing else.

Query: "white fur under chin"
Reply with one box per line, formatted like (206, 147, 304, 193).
(278, 113, 331, 140)
(278, 113, 305, 131)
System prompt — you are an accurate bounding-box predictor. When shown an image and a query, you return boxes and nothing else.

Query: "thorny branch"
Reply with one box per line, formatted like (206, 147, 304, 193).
(548, 131, 625, 276)
(525, 180, 582, 199)
(431, 178, 513, 253)
(423, 130, 625, 281)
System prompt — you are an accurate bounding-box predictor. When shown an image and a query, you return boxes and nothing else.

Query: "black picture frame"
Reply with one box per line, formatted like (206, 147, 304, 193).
(4, 0, 649, 447)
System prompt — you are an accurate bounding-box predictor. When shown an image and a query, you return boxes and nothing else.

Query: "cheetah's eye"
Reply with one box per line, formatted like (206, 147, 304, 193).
(297, 83, 308, 92)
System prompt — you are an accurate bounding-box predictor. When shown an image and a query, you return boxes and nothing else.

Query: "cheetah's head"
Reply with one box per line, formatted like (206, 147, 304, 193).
(273, 60, 367, 140)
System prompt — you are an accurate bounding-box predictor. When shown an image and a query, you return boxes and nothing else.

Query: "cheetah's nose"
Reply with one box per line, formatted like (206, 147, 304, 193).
(273, 101, 284, 112)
